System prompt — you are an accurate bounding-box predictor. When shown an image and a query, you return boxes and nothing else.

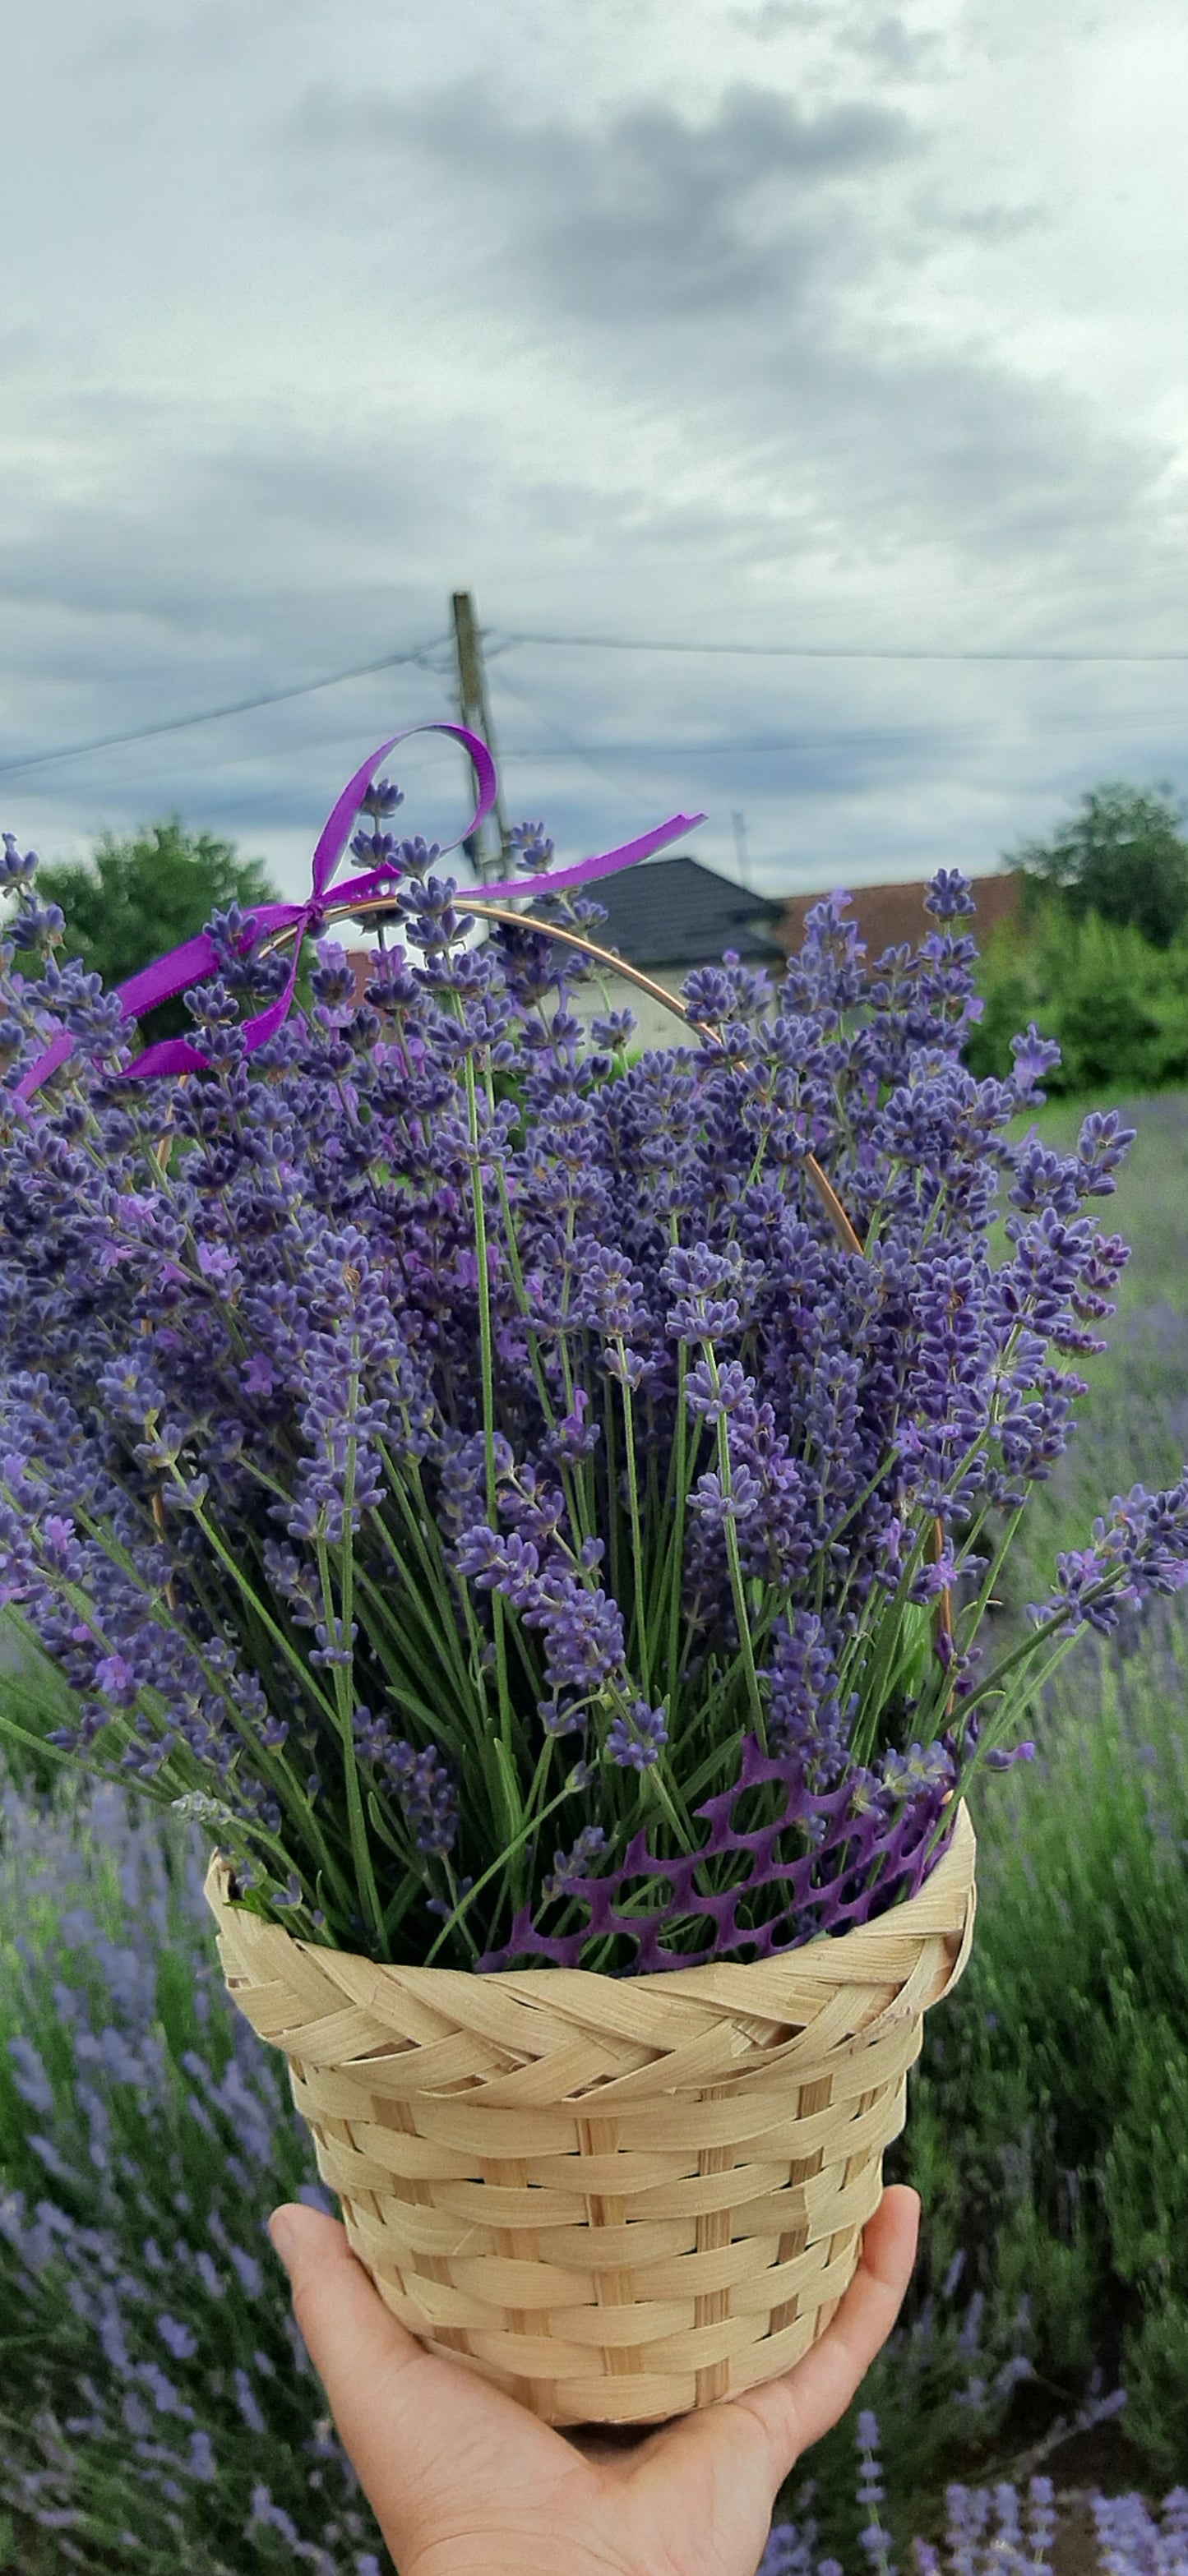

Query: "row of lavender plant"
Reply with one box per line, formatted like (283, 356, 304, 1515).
(0, 1765, 388, 2573)
(900, 1584, 1188, 2481)
(0, 1752, 1023, 2575)
(0, 804, 1186, 1968)
(6, 1733, 1182, 2571)
(761, 2414, 1188, 2576)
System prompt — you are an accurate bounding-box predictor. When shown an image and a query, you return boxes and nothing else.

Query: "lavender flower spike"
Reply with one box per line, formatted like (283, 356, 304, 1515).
(1, 730, 1181, 1974)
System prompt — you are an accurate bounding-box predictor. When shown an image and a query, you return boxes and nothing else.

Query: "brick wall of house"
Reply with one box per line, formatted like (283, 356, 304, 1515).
(774, 870, 1024, 958)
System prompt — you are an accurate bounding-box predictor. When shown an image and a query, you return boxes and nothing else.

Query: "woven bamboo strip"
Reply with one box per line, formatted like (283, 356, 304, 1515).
(207, 1803, 974, 2425)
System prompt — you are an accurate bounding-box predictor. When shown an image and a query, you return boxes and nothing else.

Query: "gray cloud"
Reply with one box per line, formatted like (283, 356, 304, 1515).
(846, 14, 941, 72)
(507, 87, 914, 321)
(3, 0, 1188, 906)
(736, 0, 944, 72)
(280, 72, 1161, 589)
(292, 74, 917, 321)
(740, 2, 834, 34)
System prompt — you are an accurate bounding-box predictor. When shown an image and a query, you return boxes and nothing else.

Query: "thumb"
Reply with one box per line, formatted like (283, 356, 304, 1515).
(732, 2185, 921, 2485)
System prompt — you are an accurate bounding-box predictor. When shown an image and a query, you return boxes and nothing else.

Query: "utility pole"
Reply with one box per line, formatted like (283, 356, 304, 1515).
(731, 809, 751, 889)
(451, 590, 509, 879)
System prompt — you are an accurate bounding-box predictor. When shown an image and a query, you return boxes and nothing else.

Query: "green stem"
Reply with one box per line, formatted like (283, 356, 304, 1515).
(389, 1456, 484, 1699)
(604, 1388, 624, 1613)
(464, 1050, 517, 1804)
(662, 1343, 691, 1720)
(179, 1484, 339, 1727)
(314, 1518, 386, 1954)
(616, 1346, 649, 1696)
(423, 1771, 576, 1964)
(848, 1515, 939, 1767)
(700, 1350, 766, 1746)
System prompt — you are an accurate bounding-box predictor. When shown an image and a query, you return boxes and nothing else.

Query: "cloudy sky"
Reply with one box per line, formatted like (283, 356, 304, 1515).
(3, 0, 1188, 907)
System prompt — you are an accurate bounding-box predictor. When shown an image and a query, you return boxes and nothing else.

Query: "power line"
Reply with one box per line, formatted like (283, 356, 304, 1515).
(0, 637, 448, 782)
(7, 615, 1188, 796)
(497, 628, 1188, 666)
(488, 659, 649, 819)
(494, 710, 1188, 760)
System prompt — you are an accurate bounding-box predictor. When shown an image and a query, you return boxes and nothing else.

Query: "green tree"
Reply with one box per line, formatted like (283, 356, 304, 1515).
(36, 817, 280, 1041)
(38, 817, 278, 989)
(1010, 780, 1188, 949)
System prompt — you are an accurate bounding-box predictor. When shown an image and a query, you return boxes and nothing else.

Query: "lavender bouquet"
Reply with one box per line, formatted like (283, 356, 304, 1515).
(1, 748, 1186, 1985)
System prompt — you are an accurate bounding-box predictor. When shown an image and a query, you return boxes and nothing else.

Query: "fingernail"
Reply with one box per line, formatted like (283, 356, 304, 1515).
(268, 2207, 296, 2269)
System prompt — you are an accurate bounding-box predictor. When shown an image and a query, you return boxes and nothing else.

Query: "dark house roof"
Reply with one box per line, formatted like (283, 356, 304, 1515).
(590, 854, 786, 971)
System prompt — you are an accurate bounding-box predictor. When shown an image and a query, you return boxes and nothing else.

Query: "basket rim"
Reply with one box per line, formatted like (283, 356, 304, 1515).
(205, 1799, 975, 2006)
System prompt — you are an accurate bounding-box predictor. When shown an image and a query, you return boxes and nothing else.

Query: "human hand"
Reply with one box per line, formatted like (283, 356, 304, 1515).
(268, 2185, 919, 2576)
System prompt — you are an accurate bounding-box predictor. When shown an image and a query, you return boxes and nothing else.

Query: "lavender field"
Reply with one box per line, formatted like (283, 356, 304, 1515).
(2, 1085, 1187, 2576)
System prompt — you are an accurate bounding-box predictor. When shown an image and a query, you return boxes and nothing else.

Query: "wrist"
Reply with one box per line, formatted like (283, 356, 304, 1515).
(405, 2541, 608, 2576)
(406, 2560, 585, 2576)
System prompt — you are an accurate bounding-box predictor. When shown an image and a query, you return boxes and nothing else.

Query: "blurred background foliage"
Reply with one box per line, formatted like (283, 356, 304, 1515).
(32, 820, 280, 1048)
(35, 821, 278, 994)
(968, 782, 1188, 1097)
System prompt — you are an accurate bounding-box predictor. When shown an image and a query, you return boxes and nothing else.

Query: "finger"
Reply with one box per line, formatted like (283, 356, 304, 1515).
(267, 2204, 444, 2503)
(732, 2186, 920, 2483)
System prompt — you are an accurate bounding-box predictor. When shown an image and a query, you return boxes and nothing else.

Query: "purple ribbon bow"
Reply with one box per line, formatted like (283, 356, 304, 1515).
(18, 721, 705, 1100)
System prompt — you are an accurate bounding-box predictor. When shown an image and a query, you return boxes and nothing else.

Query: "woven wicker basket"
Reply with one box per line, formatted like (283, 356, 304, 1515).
(206, 1805, 974, 2426)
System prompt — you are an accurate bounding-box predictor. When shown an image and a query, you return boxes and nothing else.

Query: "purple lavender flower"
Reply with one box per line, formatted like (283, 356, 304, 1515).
(857, 2409, 897, 2576)
(1010, 1023, 1062, 1092)
(605, 1699, 668, 1770)
(0, 762, 1181, 1976)
(924, 867, 978, 919)
(388, 1741, 459, 1858)
(542, 1825, 608, 1901)
(1, 1765, 389, 2556)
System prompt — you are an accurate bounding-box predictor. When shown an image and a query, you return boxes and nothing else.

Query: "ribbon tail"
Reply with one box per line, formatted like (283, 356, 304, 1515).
(120, 1034, 215, 1079)
(112, 930, 224, 1021)
(15, 1030, 76, 1101)
(16, 905, 308, 1100)
(113, 905, 304, 1019)
(238, 925, 311, 1057)
(469, 809, 706, 904)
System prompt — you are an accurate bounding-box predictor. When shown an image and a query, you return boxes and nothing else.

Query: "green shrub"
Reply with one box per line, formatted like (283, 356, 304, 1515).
(33, 821, 279, 1049)
(966, 901, 1188, 1096)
